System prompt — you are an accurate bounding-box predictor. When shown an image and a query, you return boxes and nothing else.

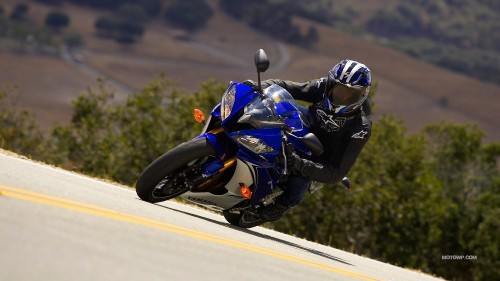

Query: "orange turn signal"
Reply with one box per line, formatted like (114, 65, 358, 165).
(240, 185, 252, 199)
(193, 108, 205, 123)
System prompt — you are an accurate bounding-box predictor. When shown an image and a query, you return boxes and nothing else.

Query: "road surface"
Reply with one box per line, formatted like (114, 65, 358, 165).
(0, 152, 444, 281)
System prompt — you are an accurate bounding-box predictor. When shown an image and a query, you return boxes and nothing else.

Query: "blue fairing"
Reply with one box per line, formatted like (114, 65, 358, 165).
(211, 103, 221, 118)
(202, 133, 226, 155)
(250, 167, 278, 203)
(200, 82, 315, 207)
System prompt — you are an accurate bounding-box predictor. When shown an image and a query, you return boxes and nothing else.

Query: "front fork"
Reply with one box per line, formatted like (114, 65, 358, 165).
(189, 127, 237, 192)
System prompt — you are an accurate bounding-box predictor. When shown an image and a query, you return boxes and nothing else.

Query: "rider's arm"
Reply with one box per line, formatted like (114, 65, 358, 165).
(259, 79, 373, 116)
(260, 79, 326, 103)
(298, 117, 371, 184)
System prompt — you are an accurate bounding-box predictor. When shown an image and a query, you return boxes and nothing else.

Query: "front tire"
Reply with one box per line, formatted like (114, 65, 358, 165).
(136, 138, 217, 203)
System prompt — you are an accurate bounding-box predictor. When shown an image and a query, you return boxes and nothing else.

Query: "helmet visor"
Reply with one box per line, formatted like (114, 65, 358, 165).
(327, 84, 367, 106)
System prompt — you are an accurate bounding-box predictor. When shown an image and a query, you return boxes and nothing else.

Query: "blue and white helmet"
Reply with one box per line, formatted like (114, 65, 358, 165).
(325, 59, 372, 114)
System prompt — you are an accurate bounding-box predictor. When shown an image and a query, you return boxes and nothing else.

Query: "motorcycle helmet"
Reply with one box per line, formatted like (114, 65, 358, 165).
(325, 59, 371, 114)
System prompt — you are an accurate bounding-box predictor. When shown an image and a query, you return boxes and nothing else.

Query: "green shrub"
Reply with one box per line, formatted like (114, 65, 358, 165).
(0, 91, 47, 159)
(48, 76, 223, 184)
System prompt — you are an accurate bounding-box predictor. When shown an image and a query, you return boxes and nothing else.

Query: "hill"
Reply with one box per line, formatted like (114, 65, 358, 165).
(1, 0, 499, 141)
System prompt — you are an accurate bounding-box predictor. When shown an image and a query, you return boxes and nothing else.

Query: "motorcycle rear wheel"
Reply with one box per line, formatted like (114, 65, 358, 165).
(223, 211, 243, 226)
(136, 138, 217, 203)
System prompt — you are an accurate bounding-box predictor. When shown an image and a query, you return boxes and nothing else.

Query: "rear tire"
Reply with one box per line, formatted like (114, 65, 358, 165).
(136, 138, 217, 203)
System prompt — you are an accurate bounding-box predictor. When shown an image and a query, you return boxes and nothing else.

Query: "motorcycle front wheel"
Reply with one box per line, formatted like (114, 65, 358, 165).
(135, 138, 217, 203)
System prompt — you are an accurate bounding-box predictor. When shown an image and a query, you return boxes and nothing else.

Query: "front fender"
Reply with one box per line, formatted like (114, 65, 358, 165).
(196, 129, 229, 156)
(205, 132, 226, 155)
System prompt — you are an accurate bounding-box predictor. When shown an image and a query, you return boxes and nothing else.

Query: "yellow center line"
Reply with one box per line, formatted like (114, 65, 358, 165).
(0, 184, 380, 281)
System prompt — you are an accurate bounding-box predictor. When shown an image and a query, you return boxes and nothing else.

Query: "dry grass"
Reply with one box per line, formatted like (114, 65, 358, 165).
(1, 0, 499, 141)
(0, 52, 99, 128)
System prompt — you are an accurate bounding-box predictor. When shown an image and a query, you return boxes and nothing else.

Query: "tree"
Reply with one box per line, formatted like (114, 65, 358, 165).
(219, 0, 318, 46)
(48, 75, 223, 184)
(67, 0, 162, 16)
(364, 1, 500, 85)
(0, 91, 47, 160)
(271, 117, 500, 281)
(164, 0, 213, 32)
(94, 16, 144, 44)
(3, 73, 499, 280)
(136, 0, 162, 17)
(94, 17, 115, 37)
(118, 3, 148, 22)
(303, 26, 319, 48)
(10, 3, 29, 21)
(114, 20, 144, 44)
(34, 0, 64, 6)
(45, 11, 70, 31)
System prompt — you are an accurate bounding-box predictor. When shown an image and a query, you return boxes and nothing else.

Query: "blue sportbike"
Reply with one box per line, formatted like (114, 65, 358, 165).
(136, 49, 323, 228)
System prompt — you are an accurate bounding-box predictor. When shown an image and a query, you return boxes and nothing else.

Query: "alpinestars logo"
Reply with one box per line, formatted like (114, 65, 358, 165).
(317, 110, 347, 132)
(352, 130, 368, 139)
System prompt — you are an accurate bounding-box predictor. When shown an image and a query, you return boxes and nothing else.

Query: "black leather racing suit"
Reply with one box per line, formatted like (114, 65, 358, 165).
(260, 78, 372, 186)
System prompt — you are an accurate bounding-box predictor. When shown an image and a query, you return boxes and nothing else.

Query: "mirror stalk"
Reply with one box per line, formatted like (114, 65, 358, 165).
(253, 49, 270, 96)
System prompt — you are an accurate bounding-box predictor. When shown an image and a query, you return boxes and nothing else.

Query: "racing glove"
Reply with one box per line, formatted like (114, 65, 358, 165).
(243, 80, 259, 90)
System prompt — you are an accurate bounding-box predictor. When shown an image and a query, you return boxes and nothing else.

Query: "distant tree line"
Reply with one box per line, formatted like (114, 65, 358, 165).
(25, 0, 216, 45)
(164, 0, 213, 32)
(216, 0, 500, 84)
(365, 0, 500, 84)
(1, 76, 499, 281)
(219, 0, 319, 48)
(64, 0, 214, 31)
(64, 0, 162, 17)
(30, 0, 322, 48)
(94, 16, 144, 44)
(20, 0, 500, 84)
(53, 0, 214, 44)
(0, 2, 80, 50)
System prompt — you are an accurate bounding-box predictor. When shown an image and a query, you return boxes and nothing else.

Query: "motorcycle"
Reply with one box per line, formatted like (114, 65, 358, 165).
(136, 49, 325, 228)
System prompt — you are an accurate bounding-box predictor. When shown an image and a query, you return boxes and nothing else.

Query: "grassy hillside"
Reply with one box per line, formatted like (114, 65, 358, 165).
(1, 0, 499, 142)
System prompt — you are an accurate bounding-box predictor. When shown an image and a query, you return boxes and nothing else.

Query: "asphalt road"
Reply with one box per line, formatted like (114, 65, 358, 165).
(0, 152, 445, 281)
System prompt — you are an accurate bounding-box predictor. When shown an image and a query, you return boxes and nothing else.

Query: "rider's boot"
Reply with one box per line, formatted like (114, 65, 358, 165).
(240, 199, 290, 228)
(260, 200, 289, 221)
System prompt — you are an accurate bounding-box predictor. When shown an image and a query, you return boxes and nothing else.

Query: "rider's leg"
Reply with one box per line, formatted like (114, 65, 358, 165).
(278, 175, 312, 207)
(239, 175, 311, 227)
(260, 175, 311, 220)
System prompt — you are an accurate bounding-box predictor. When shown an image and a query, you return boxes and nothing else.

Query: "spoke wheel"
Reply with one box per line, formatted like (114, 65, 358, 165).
(151, 163, 206, 200)
(136, 138, 218, 203)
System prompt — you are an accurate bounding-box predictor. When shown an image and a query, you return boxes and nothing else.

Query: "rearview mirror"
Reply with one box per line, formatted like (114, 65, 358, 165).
(254, 49, 269, 95)
(254, 49, 269, 73)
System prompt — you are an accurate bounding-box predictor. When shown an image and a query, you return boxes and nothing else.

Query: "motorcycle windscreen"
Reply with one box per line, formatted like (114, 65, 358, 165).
(241, 84, 304, 129)
(265, 84, 304, 130)
(274, 101, 303, 131)
(241, 96, 283, 129)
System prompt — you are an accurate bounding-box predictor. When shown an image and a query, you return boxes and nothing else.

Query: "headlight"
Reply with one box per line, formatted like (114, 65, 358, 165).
(233, 135, 275, 154)
(221, 86, 236, 121)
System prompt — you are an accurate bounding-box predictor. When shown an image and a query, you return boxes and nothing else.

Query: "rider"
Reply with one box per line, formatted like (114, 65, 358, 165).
(241, 59, 373, 227)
